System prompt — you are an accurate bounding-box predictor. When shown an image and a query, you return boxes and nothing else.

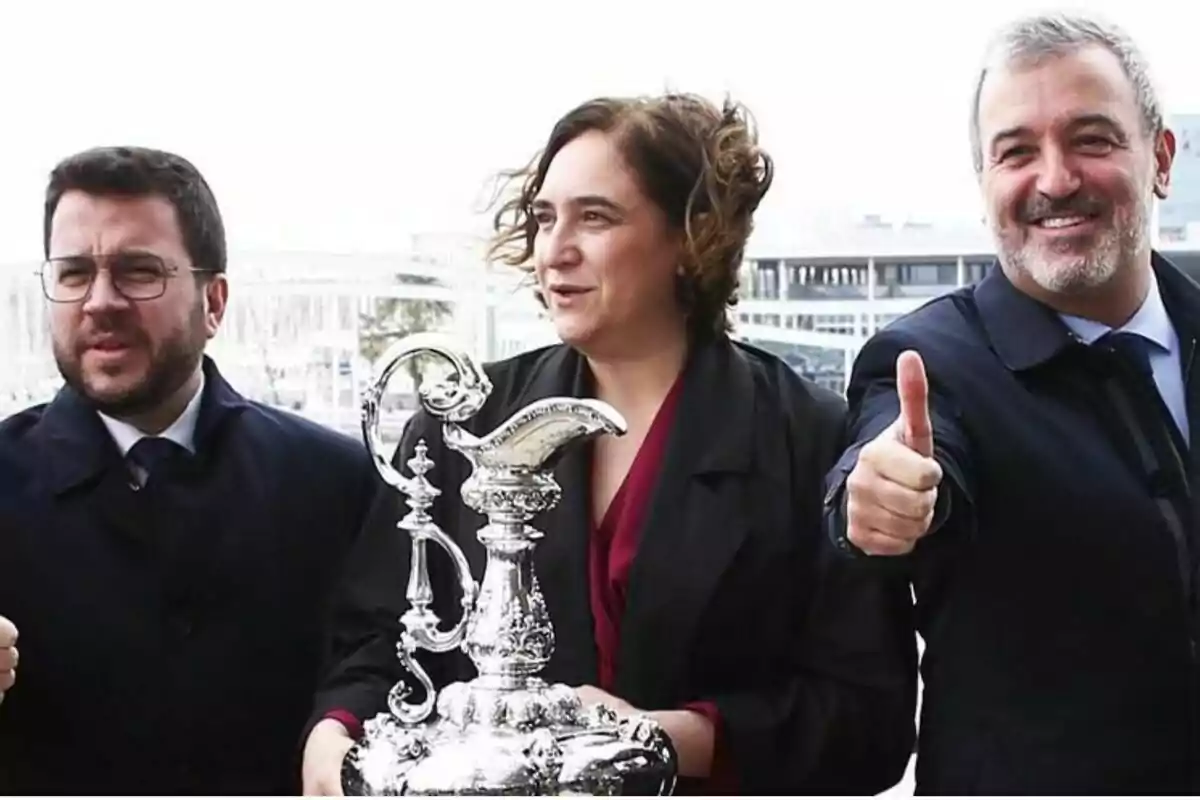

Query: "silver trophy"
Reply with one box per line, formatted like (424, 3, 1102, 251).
(344, 333, 678, 795)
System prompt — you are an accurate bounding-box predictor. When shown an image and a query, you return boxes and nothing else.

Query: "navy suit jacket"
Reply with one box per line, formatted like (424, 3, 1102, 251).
(0, 357, 379, 795)
(825, 252, 1200, 794)
(0, 438, 29, 510)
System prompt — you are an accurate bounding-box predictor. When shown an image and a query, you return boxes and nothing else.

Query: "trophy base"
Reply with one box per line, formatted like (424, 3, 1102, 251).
(342, 701, 677, 796)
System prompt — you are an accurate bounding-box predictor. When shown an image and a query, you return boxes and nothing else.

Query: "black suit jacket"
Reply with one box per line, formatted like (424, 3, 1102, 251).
(313, 335, 917, 794)
(826, 253, 1200, 794)
(0, 357, 378, 795)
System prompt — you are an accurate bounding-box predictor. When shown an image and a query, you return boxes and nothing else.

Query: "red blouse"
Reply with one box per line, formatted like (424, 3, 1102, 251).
(587, 372, 737, 793)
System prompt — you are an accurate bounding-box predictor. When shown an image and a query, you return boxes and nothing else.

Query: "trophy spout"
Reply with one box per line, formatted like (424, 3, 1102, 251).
(443, 397, 627, 475)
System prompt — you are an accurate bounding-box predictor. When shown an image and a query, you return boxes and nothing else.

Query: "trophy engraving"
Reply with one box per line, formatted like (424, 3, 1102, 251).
(345, 333, 678, 795)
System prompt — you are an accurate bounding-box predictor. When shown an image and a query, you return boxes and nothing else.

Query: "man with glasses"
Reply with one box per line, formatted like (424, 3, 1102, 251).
(0, 146, 379, 794)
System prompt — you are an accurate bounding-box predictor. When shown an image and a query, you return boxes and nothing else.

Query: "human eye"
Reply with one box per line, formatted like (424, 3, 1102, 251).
(1074, 134, 1116, 155)
(112, 253, 167, 284)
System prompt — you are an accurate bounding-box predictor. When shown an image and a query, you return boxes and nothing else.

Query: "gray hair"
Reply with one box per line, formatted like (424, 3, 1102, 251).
(969, 12, 1164, 173)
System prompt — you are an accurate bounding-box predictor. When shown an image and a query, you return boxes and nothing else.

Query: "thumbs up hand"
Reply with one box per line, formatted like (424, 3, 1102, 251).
(0, 616, 17, 704)
(845, 351, 944, 556)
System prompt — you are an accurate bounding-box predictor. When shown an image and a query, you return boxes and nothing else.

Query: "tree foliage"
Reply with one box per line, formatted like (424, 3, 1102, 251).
(357, 273, 453, 388)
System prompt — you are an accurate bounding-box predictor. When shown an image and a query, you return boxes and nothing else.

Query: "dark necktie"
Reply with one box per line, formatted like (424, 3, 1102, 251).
(1097, 329, 1189, 459)
(1098, 330, 1155, 380)
(127, 437, 188, 487)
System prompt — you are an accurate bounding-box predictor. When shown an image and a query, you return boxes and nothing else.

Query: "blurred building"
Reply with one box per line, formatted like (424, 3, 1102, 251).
(7, 218, 1200, 428)
(736, 214, 1200, 395)
(1159, 114, 1200, 244)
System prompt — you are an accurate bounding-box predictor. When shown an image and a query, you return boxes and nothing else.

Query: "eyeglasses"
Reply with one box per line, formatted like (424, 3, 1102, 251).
(38, 252, 215, 303)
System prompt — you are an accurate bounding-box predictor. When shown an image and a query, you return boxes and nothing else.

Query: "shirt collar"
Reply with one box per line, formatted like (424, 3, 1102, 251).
(97, 369, 206, 457)
(1058, 273, 1178, 353)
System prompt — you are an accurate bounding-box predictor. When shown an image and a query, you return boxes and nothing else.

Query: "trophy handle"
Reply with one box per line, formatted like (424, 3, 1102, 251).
(377, 441, 478, 727)
(389, 632, 437, 725)
(361, 332, 493, 492)
(397, 444, 477, 654)
(362, 334, 491, 726)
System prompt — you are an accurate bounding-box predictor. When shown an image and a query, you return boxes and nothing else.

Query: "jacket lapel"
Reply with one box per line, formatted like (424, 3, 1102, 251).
(1155, 256, 1200, 574)
(35, 385, 157, 550)
(150, 360, 251, 611)
(613, 337, 755, 707)
(1156, 257, 1200, 460)
(31, 358, 250, 566)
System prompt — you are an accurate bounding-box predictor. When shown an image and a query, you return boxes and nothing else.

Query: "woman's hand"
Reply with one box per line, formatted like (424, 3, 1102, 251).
(573, 685, 715, 778)
(301, 718, 355, 796)
(574, 684, 641, 717)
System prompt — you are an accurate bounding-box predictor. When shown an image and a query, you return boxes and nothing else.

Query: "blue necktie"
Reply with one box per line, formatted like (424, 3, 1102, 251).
(1097, 330, 1189, 451)
(1098, 331, 1154, 379)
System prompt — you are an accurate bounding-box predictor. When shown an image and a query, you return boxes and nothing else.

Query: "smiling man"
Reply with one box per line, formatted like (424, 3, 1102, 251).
(0, 146, 379, 795)
(822, 12, 1200, 795)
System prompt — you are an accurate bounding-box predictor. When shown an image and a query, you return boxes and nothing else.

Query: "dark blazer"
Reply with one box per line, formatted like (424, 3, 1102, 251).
(0, 437, 29, 509)
(825, 253, 1200, 795)
(0, 357, 378, 795)
(313, 335, 917, 795)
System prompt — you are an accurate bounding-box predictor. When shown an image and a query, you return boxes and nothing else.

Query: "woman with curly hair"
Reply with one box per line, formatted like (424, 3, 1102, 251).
(302, 93, 916, 795)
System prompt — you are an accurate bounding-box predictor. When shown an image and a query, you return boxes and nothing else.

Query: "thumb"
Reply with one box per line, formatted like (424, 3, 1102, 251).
(0, 616, 16, 651)
(895, 350, 934, 457)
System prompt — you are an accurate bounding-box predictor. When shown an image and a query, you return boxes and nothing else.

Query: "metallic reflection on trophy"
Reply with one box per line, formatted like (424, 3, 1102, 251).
(345, 333, 678, 795)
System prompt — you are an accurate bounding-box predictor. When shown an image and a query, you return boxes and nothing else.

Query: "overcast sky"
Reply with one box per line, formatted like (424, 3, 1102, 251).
(0, 0, 1195, 263)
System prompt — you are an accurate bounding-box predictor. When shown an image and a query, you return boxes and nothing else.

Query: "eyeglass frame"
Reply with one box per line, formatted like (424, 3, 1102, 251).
(36, 251, 219, 304)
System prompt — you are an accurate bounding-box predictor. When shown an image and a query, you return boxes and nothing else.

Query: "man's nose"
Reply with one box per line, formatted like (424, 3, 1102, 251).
(80, 269, 132, 313)
(1034, 146, 1083, 199)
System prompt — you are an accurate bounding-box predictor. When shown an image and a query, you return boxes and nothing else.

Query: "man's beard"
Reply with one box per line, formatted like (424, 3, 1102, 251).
(54, 301, 207, 419)
(994, 189, 1150, 295)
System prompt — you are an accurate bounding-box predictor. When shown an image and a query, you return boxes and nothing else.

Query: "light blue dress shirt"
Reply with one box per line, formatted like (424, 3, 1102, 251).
(1059, 277, 1190, 443)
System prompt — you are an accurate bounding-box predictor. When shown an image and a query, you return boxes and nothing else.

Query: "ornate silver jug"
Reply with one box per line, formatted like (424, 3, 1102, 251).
(343, 333, 678, 795)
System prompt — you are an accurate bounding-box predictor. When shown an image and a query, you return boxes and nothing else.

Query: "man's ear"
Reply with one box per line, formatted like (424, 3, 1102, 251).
(1153, 128, 1176, 200)
(203, 274, 229, 339)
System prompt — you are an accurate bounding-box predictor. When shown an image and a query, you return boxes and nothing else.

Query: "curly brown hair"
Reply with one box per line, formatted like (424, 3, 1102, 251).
(487, 93, 773, 338)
